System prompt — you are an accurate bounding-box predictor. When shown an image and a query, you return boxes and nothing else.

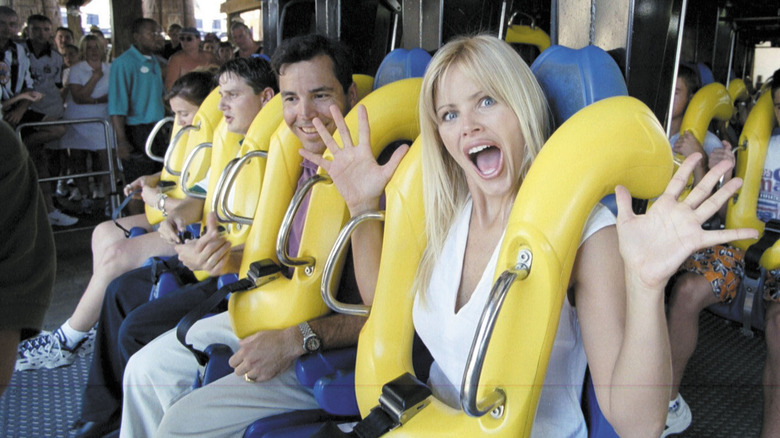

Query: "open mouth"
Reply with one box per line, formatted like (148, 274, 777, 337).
(468, 144, 502, 176)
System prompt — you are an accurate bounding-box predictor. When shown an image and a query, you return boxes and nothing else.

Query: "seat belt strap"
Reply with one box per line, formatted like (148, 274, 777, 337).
(176, 259, 282, 366)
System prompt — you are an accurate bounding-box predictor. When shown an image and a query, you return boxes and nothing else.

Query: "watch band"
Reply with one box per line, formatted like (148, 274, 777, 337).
(298, 321, 321, 353)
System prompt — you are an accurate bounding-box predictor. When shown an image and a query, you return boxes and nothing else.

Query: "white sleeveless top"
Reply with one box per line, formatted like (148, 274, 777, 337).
(413, 199, 615, 437)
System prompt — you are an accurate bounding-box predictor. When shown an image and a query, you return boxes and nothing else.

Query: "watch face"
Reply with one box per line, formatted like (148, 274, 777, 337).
(305, 336, 321, 352)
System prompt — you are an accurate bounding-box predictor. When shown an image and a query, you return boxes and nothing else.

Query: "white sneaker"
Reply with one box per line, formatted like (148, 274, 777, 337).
(92, 184, 106, 199)
(55, 180, 70, 197)
(662, 394, 692, 437)
(68, 187, 83, 202)
(15, 326, 97, 371)
(48, 209, 78, 226)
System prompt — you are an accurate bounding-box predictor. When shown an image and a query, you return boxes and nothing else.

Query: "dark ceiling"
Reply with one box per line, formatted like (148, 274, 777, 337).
(719, 0, 780, 46)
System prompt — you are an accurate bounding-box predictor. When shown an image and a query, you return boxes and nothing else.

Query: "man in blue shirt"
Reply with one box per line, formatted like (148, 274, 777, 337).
(108, 18, 166, 211)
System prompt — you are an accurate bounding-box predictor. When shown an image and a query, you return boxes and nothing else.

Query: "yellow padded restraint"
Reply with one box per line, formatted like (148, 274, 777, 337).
(726, 91, 778, 265)
(728, 79, 748, 104)
(146, 88, 223, 224)
(504, 24, 551, 52)
(679, 82, 732, 146)
(356, 96, 672, 437)
(228, 78, 421, 339)
(208, 94, 283, 246)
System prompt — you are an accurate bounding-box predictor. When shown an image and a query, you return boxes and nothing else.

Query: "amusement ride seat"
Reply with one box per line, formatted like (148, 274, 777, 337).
(143, 88, 223, 226)
(709, 89, 779, 334)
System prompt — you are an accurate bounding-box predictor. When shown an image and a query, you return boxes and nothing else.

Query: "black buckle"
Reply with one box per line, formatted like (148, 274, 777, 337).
(247, 259, 283, 287)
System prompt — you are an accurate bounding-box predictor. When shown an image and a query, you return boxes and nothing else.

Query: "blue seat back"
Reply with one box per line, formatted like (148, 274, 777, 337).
(373, 48, 431, 90)
(531, 44, 628, 218)
(531, 45, 628, 128)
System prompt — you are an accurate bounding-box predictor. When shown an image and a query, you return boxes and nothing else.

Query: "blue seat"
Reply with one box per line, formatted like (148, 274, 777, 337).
(530, 45, 628, 218)
(373, 48, 431, 90)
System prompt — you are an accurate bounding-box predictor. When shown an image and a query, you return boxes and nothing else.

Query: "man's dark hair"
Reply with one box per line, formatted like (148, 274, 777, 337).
(131, 18, 158, 36)
(230, 22, 250, 33)
(26, 14, 51, 26)
(0, 6, 17, 18)
(218, 57, 278, 94)
(218, 41, 233, 50)
(769, 68, 780, 98)
(55, 27, 73, 38)
(270, 34, 353, 94)
(677, 63, 701, 98)
(168, 23, 182, 33)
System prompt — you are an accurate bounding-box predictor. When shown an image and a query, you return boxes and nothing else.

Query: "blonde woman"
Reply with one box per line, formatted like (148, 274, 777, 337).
(303, 35, 756, 436)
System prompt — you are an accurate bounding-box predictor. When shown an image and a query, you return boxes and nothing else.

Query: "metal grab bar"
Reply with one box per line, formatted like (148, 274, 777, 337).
(16, 117, 121, 217)
(321, 211, 384, 316)
(218, 150, 269, 225)
(163, 123, 200, 175)
(180, 142, 212, 199)
(144, 117, 174, 163)
(276, 174, 330, 270)
(461, 248, 533, 417)
(211, 158, 240, 222)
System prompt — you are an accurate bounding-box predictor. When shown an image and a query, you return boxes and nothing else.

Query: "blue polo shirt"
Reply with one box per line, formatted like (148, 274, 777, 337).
(108, 45, 165, 126)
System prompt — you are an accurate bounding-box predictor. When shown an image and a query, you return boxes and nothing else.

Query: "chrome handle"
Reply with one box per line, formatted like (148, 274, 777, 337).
(211, 158, 240, 222)
(163, 123, 201, 175)
(220, 150, 269, 225)
(180, 142, 212, 199)
(461, 248, 533, 417)
(144, 117, 174, 163)
(276, 174, 330, 270)
(321, 211, 384, 316)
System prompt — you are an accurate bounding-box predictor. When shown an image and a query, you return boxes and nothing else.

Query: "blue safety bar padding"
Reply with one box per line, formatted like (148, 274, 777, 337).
(141, 255, 175, 268)
(129, 227, 148, 238)
(295, 348, 358, 388)
(373, 48, 432, 90)
(218, 273, 240, 289)
(193, 343, 234, 389)
(530, 45, 628, 128)
(600, 194, 618, 216)
(242, 409, 339, 438)
(313, 369, 360, 416)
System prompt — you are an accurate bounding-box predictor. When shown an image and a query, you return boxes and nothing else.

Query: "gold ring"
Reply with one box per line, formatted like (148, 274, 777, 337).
(244, 373, 256, 383)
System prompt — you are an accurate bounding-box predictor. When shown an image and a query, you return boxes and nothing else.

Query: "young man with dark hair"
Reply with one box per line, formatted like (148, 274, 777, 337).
(120, 34, 372, 437)
(162, 23, 182, 59)
(70, 57, 277, 438)
(54, 26, 74, 55)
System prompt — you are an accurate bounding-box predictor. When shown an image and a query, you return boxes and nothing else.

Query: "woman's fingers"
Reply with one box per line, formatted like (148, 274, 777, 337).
(684, 158, 734, 208)
(691, 177, 741, 223)
(663, 153, 703, 198)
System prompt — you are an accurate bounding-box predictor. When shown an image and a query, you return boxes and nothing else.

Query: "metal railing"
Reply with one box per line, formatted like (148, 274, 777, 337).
(16, 118, 121, 218)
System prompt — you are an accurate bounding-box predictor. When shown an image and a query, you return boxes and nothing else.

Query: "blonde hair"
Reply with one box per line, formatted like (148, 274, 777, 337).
(78, 34, 104, 62)
(413, 34, 551, 297)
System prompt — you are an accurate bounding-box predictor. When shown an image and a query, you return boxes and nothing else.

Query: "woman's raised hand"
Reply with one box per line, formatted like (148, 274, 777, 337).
(299, 104, 409, 216)
(615, 153, 758, 291)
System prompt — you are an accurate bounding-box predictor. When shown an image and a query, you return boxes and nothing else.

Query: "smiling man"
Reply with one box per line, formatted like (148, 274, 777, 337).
(120, 34, 371, 438)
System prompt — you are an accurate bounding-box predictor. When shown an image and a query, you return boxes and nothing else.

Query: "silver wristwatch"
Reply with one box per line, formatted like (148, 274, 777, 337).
(298, 321, 322, 353)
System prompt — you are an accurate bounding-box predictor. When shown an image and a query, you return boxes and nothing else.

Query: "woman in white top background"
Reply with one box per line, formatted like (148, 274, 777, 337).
(61, 34, 111, 204)
(302, 35, 757, 436)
